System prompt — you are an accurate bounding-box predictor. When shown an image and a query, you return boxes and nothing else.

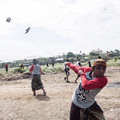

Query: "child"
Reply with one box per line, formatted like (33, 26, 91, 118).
(65, 59, 108, 120)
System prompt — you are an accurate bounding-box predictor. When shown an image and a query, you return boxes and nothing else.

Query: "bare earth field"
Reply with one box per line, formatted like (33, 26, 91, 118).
(0, 66, 120, 120)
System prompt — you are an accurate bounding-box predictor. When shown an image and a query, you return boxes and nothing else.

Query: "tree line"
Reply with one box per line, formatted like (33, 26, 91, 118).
(0, 49, 120, 68)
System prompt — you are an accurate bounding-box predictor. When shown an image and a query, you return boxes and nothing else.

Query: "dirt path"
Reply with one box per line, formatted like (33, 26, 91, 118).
(0, 67, 120, 120)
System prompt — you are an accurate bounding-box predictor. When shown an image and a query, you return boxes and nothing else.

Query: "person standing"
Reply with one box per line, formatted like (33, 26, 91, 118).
(75, 59, 82, 83)
(64, 59, 70, 83)
(5, 64, 8, 73)
(46, 62, 49, 67)
(52, 59, 54, 67)
(76, 58, 82, 67)
(65, 59, 108, 120)
(21, 63, 24, 69)
(29, 59, 46, 96)
(88, 60, 92, 67)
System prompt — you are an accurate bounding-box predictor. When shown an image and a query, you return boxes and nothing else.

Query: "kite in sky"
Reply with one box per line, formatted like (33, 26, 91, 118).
(25, 27, 30, 34)
(6, 17, 11, 22)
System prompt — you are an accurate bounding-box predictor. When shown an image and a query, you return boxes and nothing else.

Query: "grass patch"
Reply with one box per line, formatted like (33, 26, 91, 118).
(41, 63, 64, 73)
(107, 59, 120, 66)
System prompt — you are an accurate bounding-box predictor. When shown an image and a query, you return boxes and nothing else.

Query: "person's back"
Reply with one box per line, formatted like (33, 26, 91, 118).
(29, 59, 46, 96)
(32, 64, 41, 75)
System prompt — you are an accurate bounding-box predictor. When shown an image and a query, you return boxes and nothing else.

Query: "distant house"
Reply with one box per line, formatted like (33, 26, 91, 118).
(81, 53, 86, 57)
(55, 58, 64, 63)
(91, 48, 103, 53)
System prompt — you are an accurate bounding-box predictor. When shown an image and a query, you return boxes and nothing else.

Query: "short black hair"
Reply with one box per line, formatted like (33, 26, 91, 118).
(33, 59, 38, 64)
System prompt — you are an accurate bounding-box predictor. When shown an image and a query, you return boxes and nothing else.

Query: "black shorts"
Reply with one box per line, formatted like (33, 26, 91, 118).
(6, 68, 8, 72)
(64, 69, 70, 75)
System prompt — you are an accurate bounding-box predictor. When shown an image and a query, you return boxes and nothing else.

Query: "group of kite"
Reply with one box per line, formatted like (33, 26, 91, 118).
(6, 17, 30, 34)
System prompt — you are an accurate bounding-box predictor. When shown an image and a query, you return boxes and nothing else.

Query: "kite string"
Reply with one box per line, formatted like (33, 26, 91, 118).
(28, 39, 55, 56)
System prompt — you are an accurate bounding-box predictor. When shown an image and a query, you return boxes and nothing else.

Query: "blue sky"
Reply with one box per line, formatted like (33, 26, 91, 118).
(0, 0, 120, 62)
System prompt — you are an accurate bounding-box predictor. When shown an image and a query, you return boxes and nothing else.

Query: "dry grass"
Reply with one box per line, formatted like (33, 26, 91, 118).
(0, 67, 120, 120)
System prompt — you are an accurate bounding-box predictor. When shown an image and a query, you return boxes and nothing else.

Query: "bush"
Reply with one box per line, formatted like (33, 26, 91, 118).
(13, 68, 27, 73)
(42, 65, 64, 73)
(0, 73, 5, 79)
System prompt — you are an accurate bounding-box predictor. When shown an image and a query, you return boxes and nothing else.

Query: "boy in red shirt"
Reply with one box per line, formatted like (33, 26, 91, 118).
(65, 59, 108, 120)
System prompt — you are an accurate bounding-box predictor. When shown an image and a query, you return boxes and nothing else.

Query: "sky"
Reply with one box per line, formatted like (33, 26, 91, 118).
(0, 0, 120, 62)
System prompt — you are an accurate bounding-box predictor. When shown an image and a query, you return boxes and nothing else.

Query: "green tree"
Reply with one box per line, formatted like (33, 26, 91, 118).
(66, 52, 75, 58)
(89, 52, 99, 56)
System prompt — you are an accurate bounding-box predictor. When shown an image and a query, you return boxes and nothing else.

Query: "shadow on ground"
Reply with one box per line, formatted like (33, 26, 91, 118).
(106, 82, 120, 88)
(36, 94, 50, 101)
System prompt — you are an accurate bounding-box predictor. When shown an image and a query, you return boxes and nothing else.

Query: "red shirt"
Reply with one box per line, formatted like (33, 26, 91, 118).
(29, 65, 34, 72)
(5, 64, 8, 68)
(66, 62, 108, 89)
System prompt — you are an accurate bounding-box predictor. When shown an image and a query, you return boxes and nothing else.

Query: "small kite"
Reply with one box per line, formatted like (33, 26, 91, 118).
(25, 27, 30, 34)
(6, 17, 11, 22)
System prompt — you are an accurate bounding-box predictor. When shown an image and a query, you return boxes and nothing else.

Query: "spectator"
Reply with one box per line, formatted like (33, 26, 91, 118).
(5, 64, 8, 73)
(21, 63, 24, 69)
(88, 60, 92, 67)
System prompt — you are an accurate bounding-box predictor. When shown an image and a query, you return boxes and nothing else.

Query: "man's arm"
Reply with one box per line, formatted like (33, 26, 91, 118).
(66, 62, 91, 74)
(80, 73, 108, 90)
(29, 65, 34, 72)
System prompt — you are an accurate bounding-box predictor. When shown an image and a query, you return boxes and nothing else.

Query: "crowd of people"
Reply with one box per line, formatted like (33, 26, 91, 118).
(3, 56, 108, 119)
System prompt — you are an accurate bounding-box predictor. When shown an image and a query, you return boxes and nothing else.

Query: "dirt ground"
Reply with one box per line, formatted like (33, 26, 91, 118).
(0, 66, 120, 120)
